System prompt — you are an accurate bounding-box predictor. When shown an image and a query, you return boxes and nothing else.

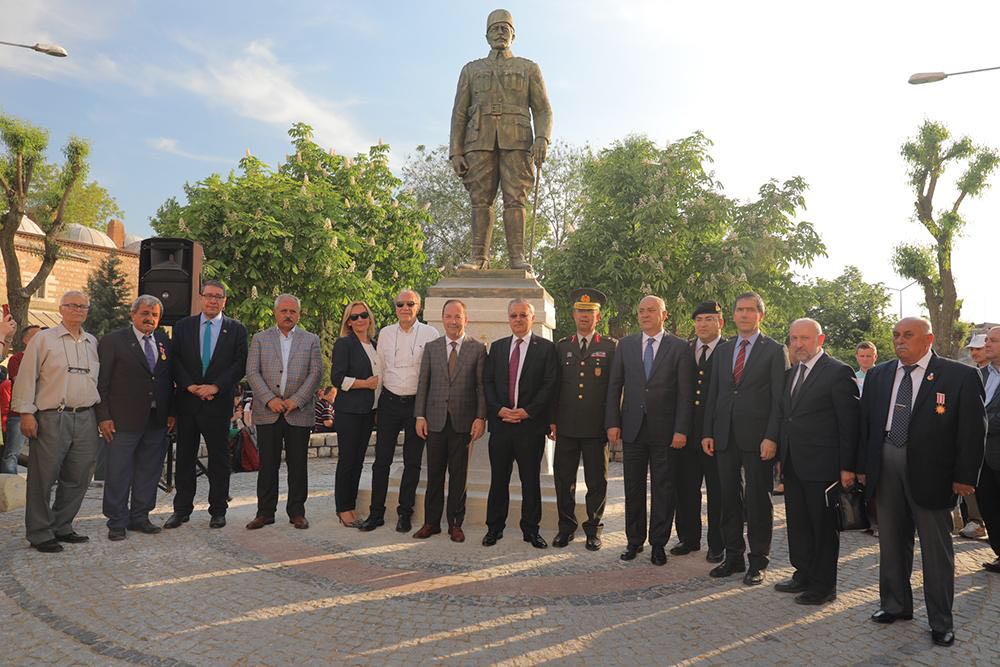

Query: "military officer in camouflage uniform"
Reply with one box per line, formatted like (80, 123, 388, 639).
(549, 289, 617, 551)
(449, 9, 552, 273)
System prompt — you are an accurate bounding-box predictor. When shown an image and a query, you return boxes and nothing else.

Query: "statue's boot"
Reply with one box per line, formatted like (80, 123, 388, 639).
(504, 207, 532, 273)
(458, 206, 494, 270)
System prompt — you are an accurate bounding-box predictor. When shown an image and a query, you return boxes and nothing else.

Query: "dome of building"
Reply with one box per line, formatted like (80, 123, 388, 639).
(57, 223, 117, 249)
(18, 215, 44, 235)
(124, 235, 144, 254)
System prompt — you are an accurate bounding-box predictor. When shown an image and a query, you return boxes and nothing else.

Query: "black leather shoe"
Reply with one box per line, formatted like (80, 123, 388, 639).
(358, 516, 385, 532)
(585, 535, 602, 551)
(524, 533, 548, 549)
(794, 590, 836, 605)
(209, 515, 226, 529)
(706, 550, 725, 563)
(31, 539, 64, 553)
(743, 568, 765, 585)
(482, 530, 503, 546)
(931, 630, 955, 647)
(396, 516, 412, 533)
(870, 609, 913, 624)
(108, 527, 127, 541)
(709, 559, 746, 578)
(620, 544, 644, 561)
(670, 543, 700, 556)
(774, 578, 808, 593)
(54, 531, 90, 543)
(163, 513, 189, 529)
(983, 558, 1000, 573)
(552, 533, 573, 548)
(651, 545, 667, 566)
(127, 520, 162, 534)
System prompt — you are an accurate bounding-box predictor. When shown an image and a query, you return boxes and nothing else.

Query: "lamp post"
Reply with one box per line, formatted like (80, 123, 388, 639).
(0, 40, 68, 57)
(889, 280, 918, 319)
(909, 65, 1000, 85)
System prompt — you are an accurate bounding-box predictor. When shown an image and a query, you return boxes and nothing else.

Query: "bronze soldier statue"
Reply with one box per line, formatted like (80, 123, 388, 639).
(449, 9, 552, 273)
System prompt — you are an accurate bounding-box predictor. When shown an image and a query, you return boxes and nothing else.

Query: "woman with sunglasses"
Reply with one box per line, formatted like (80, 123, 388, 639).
(331, 300, 381, 527)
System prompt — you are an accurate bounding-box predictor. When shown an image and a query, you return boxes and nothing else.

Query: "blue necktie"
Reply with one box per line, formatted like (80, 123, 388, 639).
(643, 337, 654, 380)
(143, 335, 157, 372)
(201, 321, 212, 375)
(887, 365, 917, 448)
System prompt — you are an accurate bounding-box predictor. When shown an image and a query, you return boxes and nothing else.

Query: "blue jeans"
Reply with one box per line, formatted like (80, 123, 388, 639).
(1, 414, 25, 474)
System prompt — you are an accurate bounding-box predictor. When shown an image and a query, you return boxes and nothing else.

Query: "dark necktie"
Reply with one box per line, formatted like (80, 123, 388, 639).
(698, 344, 708, 366)
(791, 363, 806, 398)
(733, 339, 749, 383)
(448, 341, 458, 379)
(508, 338, 523, 407)
(580, 337, 588, 356)
(643, 337, 655, 380)
(143, 335, 157, 372)
(887, 364, 917, 448)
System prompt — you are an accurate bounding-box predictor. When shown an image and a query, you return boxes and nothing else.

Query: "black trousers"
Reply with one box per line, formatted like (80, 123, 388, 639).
(716, 437, 774, 569)
(670, 436, 722, 553)
(174, 413, 231, 517)
(623, 419, 675, 547)
(975, 462, 1000, 558)
(369, 391, 424, 519)
(424, 417, 470, 527)
(255, 415, 310, 519)
(486, 428, 544, 536)
(782, 453, 839, 594)
(553, 436, 608, 537)
(334, 411, 374, 513)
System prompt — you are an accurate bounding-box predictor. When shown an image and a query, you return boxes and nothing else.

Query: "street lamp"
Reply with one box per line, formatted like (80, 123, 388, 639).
(889, 280, 918, 318)
(0, 40, 68, 57)
(909, 65, 1000, 85)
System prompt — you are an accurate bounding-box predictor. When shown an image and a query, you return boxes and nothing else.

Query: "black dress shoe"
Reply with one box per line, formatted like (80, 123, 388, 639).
(552, 533, 573, 548)
(743, 568, 765, 585)
(396, 516, 412, 533)
(127, 520, 162, 534)
(31, 539, 64, 553)
(651, 545, 667, 566)
(870, 609, 913, 624)
(585, 535, 602, 551)
(774, 578, 808, 593)
(709, 559, 746, 578)
(794, 590, 836, 605)
(108, 527, 127, 541)
(163, 513, 189, 529)
(482, 530, 503, 546)
(358, 516, 385, 532)
(983, 558, 1000, 573)
(209, 515, 226, 529)
(524, 533, 548, 549)
(669, 543, 700, 556)
(620, 544, 644, 561)
(54, 531, 90, 543)
(931, 630, 955, 647)
(706, 550, 725, 563)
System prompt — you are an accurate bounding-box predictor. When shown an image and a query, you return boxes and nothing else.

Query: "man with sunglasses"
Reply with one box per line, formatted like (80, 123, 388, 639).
(361, 290, 439, 532)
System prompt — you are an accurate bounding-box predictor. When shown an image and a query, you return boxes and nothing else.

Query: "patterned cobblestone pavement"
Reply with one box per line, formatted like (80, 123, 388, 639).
(2, 458, 999, 666)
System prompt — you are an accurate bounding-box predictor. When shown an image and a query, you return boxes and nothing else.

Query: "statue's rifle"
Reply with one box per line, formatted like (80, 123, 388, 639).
(527, 161, 543, 271)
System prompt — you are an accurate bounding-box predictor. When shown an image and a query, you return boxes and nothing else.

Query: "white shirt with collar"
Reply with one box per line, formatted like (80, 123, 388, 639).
(199, 311, 224, 357)
(377, 321, 439, 396)
(642, 329, 665, 358)
(508, 332, 533, 408)
(277, 326, 296, 396)
(884, 348, 933, 431)
(695, 335, 721, 361)
(445, 333, 465, 358)
(791, 349, 825, 392)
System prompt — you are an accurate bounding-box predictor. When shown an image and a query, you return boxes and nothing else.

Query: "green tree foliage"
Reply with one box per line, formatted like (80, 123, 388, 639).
(0, 113, 90, 338)
(84, 252, 131, 338)
(803, 266, 896, 365)
(893, 120, 999, 357)
(29, 163, 123, 231)
(542, 134, 825, 339)
(151, 123, 436, 364)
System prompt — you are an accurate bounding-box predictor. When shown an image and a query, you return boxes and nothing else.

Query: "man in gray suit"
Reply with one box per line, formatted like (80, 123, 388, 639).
(414, 299, 487, 542)
(245, 294, 323, 530)
(606, 295, 695, 566)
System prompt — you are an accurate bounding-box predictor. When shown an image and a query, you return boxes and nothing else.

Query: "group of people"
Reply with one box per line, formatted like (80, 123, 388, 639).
(3, 280, 997, 650)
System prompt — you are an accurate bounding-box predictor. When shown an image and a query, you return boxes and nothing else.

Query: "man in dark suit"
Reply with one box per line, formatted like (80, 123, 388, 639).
(976, 326, 1000, 573)
(670, 301, 726, 562)
(165, 280, 249, 529)
(702, 292, 789, 585)
(774, 318, 859, 604)
(550, 288, 617, 551)
(483, 298, 558, 548)
(606, 295, 694, 566)
(858, 317, 986, 647)
(413, 299, 487, 542)
(96, 296, 175, 541)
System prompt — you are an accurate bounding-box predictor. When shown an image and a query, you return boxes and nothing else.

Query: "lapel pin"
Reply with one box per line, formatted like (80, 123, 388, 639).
(926, 372, 934, 381)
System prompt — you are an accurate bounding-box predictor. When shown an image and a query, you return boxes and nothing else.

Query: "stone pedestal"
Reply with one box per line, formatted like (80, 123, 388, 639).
(0, 474, 26, 512)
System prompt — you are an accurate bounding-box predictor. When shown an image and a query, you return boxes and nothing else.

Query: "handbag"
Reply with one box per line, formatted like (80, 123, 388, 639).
(826, 481, 870, 531)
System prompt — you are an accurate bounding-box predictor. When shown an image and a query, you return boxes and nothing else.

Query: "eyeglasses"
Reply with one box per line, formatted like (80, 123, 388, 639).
(201, 293, 226, 301)
(395, 301, 417, 308)
(349, 312, 370, 321)
(61, 303, 89, 311)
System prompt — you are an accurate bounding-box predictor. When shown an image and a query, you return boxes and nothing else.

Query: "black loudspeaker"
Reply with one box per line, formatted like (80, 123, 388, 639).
(138, 238, 204, 326)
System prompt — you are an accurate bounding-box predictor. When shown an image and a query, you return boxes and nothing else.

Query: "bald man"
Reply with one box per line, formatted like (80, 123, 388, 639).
(858, 317, 986, 647)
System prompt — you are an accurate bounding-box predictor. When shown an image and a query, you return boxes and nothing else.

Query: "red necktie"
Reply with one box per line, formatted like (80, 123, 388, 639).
(508, 338, 523, 407)
(733, 339, 749, 384)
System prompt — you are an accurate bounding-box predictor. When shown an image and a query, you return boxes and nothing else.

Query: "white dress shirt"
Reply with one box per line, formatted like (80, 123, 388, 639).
(642, 330, 665, 360)
(377, 321, 439, 396)
(790, 349, 824, 393)
(509, 332, 532, 408)
(445, 334, 465, 358)
(695, 335, 721, 361)
(277, 326, 296, 396)
(884, 349, 933, 431)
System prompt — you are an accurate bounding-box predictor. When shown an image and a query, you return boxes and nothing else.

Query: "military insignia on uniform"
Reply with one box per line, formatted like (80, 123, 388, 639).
(592, 351, 607, 358)
(926, 373, 934, 381)
(159, 342, 167, 361)
(935, 392, 946, 414)
(566, 352, 574, 358)
(594, 368, 602, 377)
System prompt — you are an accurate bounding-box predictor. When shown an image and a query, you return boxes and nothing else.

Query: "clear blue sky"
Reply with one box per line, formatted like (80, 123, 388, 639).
(2, 0, 998, 322)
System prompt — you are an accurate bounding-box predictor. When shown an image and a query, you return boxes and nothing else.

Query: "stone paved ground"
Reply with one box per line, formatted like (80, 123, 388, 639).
(2, 458, 999, 666)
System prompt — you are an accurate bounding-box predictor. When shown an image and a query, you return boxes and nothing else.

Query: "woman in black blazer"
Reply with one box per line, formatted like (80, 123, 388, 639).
(331, 300, 381, 527)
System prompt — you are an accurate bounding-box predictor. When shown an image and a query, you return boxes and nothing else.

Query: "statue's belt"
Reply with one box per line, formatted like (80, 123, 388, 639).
(470, 102, 530, 118)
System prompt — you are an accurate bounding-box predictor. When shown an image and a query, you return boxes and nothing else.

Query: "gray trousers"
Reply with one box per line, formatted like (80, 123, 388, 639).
(877, 441, 955, 632)
(25, 409, 100, 545)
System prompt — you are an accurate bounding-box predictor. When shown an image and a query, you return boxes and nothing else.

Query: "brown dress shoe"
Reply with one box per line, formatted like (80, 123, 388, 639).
(412, 524, 442, 539)
(246, 516, 275, 530)
(290, 516, 309, 530)
(448, 524, 465, 542)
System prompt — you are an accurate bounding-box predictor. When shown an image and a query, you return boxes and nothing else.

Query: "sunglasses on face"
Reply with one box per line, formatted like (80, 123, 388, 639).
(395, 301, 417, 308)
(349, 312, 370, 321)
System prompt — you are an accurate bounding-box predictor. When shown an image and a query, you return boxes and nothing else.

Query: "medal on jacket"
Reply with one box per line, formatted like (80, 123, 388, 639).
(159, 342, 167, 361)
(594, 367, 601, 377)
(935, 392, 946, 414)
